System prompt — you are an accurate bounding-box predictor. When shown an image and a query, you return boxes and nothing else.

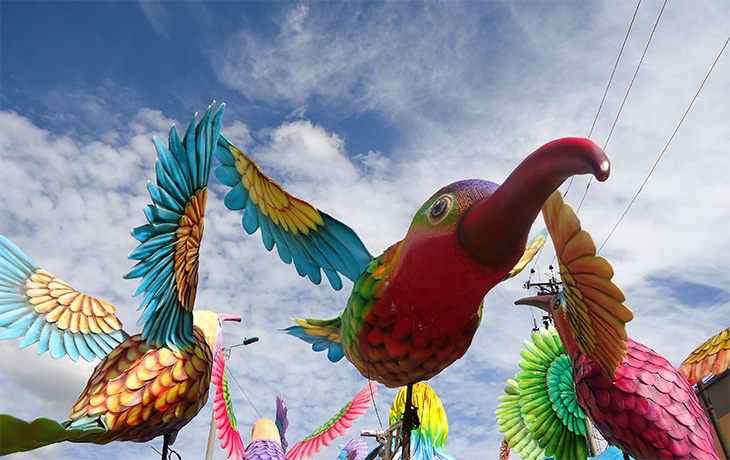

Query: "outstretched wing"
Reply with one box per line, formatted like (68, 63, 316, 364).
(542, 191, 633, 378)
(678, 327, 730, 384)
(285, 382, 377, 460)
(214, 134, 372, 291)
(276, 394, 290, 453)
(503, 228, 548, 281)
(125, 103, 224, 349)
(212, 349, 245, 460)
(0, 235, 125, 361)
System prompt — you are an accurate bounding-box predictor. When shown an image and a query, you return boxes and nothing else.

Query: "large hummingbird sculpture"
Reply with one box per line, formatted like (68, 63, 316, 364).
(214, 136, 610, 389)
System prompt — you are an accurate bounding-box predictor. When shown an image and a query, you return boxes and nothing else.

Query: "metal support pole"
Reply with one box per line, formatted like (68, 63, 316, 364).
(204, 407, 217, 460)
(697, 380, 730, 459)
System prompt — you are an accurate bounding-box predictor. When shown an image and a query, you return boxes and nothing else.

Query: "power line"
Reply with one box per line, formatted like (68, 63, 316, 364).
(576, 0, 668, 213)
(565, 0, 642, 199)
(597, 34, 730, 253)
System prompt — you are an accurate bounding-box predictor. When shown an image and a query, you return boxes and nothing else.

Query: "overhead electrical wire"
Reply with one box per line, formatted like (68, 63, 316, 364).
(597, 34, 730, 253)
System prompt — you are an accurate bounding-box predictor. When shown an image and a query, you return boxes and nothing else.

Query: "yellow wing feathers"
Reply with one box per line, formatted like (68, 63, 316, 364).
(231, 144, 324, 235)
(27, 270, 122, 335)
(543, 191, 633, 377)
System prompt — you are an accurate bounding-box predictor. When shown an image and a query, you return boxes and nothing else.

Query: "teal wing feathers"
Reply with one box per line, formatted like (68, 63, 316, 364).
(214, 134, 372, 291)
(285, 382, 377, 460)
(124, 103, 224, 349)
(0, 235, 126, 361)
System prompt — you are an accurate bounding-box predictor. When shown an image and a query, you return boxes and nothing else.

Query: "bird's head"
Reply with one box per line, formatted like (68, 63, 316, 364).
(514, 293, 579, 355)
(193, 310, 242, 355)
(392, 138, 609, 328)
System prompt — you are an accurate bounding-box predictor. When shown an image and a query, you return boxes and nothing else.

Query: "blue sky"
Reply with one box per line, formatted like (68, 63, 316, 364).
(1, 1, 729, 459)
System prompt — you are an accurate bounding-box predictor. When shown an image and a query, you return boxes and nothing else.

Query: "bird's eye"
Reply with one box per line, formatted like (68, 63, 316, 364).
(429, 196, 452, 223)
(552, 298, 562, 310)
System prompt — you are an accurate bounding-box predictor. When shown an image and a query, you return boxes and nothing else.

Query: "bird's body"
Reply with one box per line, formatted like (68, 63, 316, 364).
(516, 190, 719, 460)
(568, 336, 716, 459)
(340, 180, 507, 386)
(66, 310, 223, 444)
(217, 137, 612, 388)
(0, 104, 243, 457)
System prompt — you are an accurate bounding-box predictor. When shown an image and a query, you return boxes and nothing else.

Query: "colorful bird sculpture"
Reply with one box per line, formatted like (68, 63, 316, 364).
(678, 327, 730, 385)
(336, 438, 369, 460)
(496, 326, 589, 460)
(0, 104, 243, 456)
(388, 382, 455, 460)
(210, 365, 377, 460)
(515, 190, 719, 459)
(214, 136, 610, 388)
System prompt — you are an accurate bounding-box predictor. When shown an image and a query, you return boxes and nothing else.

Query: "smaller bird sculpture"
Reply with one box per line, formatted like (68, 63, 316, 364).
(209, 367, 377, 460)
(0, 104, 243, 458)
(515, 190, 719, 460)
(496, 326, 589, 460)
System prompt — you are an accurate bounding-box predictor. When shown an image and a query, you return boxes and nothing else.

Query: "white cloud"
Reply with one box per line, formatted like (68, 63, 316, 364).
(1, 1, 729, 459)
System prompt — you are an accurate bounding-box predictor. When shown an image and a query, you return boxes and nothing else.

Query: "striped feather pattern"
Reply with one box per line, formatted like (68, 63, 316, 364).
(214, 134, 372, 290)
(125, 103, 224, 349)
(0, 235, 125, 361)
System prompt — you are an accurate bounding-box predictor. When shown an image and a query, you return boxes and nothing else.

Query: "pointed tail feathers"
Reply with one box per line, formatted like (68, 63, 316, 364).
(0, 414, 106, 455)
(282, 317, 344, 362)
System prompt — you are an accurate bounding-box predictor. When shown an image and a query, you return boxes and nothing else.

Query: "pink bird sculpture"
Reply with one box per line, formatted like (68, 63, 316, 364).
(0, 104, 242, 457)
(515, 191, 719, 459)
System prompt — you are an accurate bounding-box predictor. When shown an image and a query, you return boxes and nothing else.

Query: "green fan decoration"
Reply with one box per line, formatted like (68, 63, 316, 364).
(496, 327, 588, 460)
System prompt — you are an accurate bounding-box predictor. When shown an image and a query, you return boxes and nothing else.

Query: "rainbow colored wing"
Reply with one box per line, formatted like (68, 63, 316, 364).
(678, 327, 730, 384)
(212, 349, 245, 460)
(496, 327, 587, 460)
(0, 235, 125, 361)
(542, 191, 634, 378)
(503, 228, 548, 281)
(125, 103, 224, 349)
(213, 134, 372, 291)
(389, 382, 455, 460)
(285, 382, 377, 460)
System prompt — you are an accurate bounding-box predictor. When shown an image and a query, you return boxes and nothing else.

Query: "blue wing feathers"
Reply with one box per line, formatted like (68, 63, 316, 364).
(213, 135, 373, 290)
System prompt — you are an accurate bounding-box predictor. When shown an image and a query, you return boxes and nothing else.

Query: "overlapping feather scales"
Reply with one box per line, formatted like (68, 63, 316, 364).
(214, 134, 372, 290)
(0, 235, 125, 361)
(573, 338, 718, 459)
(496, 327, 587, 460)
(678, 327, 730, 384)
(542, 191, 633, 378)
(125, 103, 224, 349)
(66, 327, 213, 444)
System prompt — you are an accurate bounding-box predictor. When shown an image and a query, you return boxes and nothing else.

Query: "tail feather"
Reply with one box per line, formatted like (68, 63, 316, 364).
(0, 414, 106, 455)
(282, 317, 344, 362)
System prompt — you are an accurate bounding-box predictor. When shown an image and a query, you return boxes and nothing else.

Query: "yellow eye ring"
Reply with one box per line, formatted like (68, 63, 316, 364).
(429, 196, 452, 223)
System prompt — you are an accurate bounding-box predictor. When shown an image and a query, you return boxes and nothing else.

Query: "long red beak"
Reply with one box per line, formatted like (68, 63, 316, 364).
(218, 314, 242, 323)
(514, 295, 554, 312)
(459, 138, 609, 266)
